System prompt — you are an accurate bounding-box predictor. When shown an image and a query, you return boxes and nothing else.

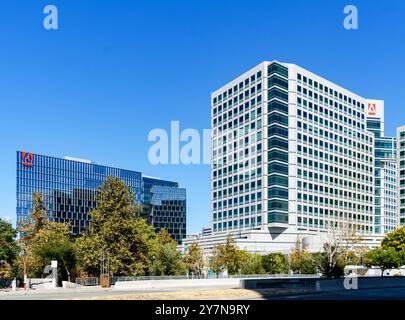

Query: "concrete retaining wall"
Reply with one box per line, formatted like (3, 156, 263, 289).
(240, 276, 405, 293)
(29, 278, 56, 289)
(62, 281, 82, 289)
(240, 277, 319, 290)
(316, 276, 405, 292)
(114, 278, 240, 290)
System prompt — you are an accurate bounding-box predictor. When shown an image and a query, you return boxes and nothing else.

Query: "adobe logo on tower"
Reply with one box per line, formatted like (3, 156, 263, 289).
(21, 152, 34, 167)
(368, 103, 377, 116)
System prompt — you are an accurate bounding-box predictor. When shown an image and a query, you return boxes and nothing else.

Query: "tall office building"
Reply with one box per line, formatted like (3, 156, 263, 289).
(398, 126, 405, 226)
(366, 101, 398, 234)
(16, 152, 187, 243)
(183, 61, 386, 255)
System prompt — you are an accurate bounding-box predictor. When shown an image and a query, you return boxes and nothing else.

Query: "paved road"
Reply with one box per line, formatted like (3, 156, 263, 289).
(0, 285, 237, 300)
(266, 286, 405, 300)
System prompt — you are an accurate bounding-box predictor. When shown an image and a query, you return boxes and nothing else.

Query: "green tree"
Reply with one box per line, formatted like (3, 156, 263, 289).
(20, 221, 75, 279)
(19, 192, 48, 240)
(0, 219, 20, 278)
(239, 251, 265, 275)
(33, 223, 77, 282)
(289, 238, 317, 274)
(75, 177, 157, 276)
(262, 253, 288, 274)
(290, 238, 305, 273)
(0, 219, 19, 265)
(209, 235, 242, 275)
(150, 229, 185, 276)
(381, 226, 405, 251)
(18, 192, 49, 277)
(183, 243, 205, 276)
(12, 193, 77, 280)
(364, 247, 405, 277)
(300, 253, 319, 275)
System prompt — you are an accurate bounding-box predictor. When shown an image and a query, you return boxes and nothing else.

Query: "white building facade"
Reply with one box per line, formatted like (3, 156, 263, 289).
(366, 101, 398, 234)
(398, 126, 405, 226)
(183, 61, 390, 256)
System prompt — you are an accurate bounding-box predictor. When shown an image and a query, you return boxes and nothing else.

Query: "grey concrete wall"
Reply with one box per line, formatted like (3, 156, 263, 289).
(29, 278, 56, 289)
(316, 276, 405, 292)
(240, 276, 405, 292)
(240, 277, 319, 290)
(62, 281, 82, 289)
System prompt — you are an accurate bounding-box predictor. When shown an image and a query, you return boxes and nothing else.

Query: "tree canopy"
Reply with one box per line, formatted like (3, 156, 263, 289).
(289, 238, 318, 275)
(76, 177, 157, 276)
(209, 235, 265, 275)
(32, 223, 77, 281)
(364, 247, 405, 276)
(19, 192, 48, 241)
(209, 235, 242, 275)
(0, 219, 20, 278)
(262, 253, 288, 274)
(0, 219, 19, 264)
(12, 193, 77, 281)
(381, 226, 405, 251)
(149, 229, 186, 276)
(183, 243, 205, 276)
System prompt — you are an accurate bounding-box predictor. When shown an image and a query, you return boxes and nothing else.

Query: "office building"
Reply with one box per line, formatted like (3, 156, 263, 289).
(398, 126, 405, 226)
(16, 152, 187, 243)
(142, 176, 187, 242)
(366, 101, 398, 234)
(183, 61, 387, 255)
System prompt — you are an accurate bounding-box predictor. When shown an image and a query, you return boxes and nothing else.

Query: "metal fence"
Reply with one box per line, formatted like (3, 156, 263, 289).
(109, 275, 213, 285)
(75, 274, 320, 286)
(75, 277, 99, 286)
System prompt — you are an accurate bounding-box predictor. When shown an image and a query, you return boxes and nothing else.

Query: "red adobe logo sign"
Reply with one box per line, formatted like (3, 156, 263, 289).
(22, 152, 34, 167)
(368, 103, 377, 116)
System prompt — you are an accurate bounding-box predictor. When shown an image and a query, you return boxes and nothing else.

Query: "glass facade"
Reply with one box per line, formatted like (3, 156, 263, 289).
(16, 152, 186, 242)
(142, 177, 187, 242)
(367, 112, 397, 234)
(267, 63, 289, 224)
(374, 138, 397, 234)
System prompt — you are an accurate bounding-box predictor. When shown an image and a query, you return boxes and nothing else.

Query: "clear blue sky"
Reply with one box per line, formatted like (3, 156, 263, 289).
(0, 0, 404, 233)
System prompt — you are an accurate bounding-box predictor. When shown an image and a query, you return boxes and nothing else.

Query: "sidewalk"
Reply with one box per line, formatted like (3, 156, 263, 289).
(0, 286, 107, 296)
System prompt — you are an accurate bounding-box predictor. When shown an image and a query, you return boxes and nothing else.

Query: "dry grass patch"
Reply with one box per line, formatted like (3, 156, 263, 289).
(69, 288, 314, 300)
